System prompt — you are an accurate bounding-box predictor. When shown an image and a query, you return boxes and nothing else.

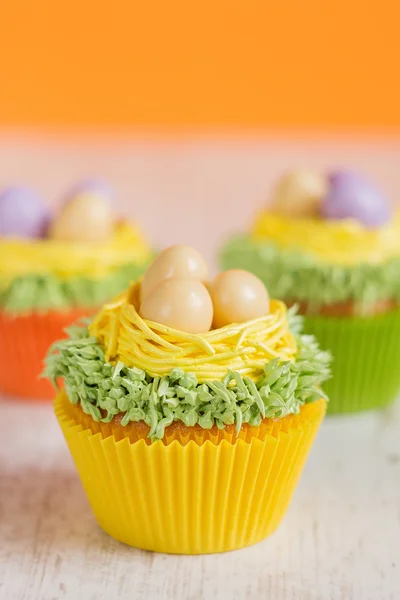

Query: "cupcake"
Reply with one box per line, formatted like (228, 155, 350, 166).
(220, 169, 400, 414)
(44, 245, 330, 554)
(0, 182, 152, 400)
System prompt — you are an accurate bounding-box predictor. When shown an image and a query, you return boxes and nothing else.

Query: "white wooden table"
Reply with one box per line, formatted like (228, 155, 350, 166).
(1, 396, 399, 600)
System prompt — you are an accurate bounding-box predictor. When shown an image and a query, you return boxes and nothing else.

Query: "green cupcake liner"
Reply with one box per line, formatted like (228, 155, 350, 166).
(303, 309, 400, 414)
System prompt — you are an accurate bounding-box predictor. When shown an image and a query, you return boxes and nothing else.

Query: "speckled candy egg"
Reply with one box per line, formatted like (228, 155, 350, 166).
(140, 278, 213, 334)
(140, 245, 209, 303)
(0, 186, 50, 238)
(50, 192, 114, 242)
(321, 170, 391, 227)
(271, 170, 327, 218)
(209, 270, 270, 329)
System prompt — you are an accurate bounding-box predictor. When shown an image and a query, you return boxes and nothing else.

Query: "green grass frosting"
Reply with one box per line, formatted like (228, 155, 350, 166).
(44, 309, 331, 440)
(0, 262, 148, 314)
(220, 235, 400, 312)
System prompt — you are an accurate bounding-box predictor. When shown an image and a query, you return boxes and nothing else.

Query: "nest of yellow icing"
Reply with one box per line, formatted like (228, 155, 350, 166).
(252, 210, 400, 265)
(89, 282, 297, 382)
(0, 222, 151, 283)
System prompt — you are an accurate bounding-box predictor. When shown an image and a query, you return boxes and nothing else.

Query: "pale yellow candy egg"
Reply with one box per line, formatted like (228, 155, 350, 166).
(140, 278, 213, 334)
(50, 193, 114, 242)
(209, 270, 270, 329)
(270, 170, 327, 218)
(140, 244, 208, 303)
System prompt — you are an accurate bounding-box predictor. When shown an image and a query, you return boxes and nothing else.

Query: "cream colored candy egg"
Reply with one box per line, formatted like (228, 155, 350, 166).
(209, 270, 270, 328)
(140, 244, 208, 303)
(271, 169, 327, 218)
(50, 193, 114, 242)
(140, 279, 213, 334)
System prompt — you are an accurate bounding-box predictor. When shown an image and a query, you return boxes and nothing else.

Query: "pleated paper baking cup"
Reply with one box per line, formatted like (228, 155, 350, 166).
(0, 308, 93, 400)
(55, 391, 326, 554)
(304, 308, 400, 414)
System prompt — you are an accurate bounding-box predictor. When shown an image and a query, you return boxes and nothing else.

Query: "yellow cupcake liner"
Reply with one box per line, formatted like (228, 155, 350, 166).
(55, 392, 326, 554)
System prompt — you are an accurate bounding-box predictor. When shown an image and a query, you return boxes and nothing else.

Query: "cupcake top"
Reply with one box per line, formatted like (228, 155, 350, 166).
(220, 169, 400, 312)
(45, 245, 331, 440)
(252, 169, 400, 266)
(0, 181, 152, 313)
(0, 221, 150, 283)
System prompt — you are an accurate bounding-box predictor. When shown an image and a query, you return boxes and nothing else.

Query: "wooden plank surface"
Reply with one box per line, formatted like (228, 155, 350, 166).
(1, 398, 399, 600)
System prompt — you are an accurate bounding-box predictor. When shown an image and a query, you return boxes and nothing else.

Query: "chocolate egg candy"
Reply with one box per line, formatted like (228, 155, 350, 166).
(0, 186, 50, 238)
(209, 270, 270, 329)
(50, 192, 114, 242)
(140, 279, 213, 334)
(271, 170, 327, 218)
(140, 245, 209, 303)
(321, 170, 391, 227)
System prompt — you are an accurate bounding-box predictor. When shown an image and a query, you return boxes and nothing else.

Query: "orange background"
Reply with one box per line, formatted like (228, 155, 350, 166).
(0, 1, 399, 130)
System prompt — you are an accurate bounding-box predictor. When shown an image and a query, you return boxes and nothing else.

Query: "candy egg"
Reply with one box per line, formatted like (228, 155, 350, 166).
(321, 170, 391, 227)
(140, 279, 213, 334)
(50, 192, 114, 242)
(209, 270, 270, 329)
(140, 245, 209, 303)
(0, 186, 50, 238)
(64, 179, 114, 202)
(271, 170, 327, 218)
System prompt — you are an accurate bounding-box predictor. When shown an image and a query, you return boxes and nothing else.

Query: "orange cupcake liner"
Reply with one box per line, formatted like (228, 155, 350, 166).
(0, 308, 93, 400)
(56, 391, 326, 554)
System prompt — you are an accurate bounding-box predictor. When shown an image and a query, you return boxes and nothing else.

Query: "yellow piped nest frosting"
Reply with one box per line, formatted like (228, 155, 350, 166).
(0, 221, 151, 284)
(252, 210, 400, 265)
(89, 283, 297, 382)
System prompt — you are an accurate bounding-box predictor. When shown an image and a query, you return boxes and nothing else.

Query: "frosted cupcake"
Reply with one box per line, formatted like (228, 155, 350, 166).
(220, 169, 400, 414)
(0, 182, 152, 399)
(45, 245, 330, 554)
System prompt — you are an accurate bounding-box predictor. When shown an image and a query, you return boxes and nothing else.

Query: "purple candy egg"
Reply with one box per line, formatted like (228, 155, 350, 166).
(64, 179, 114, 203)
(0, 186, 50, 238)
(321, 170, 391, 227)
